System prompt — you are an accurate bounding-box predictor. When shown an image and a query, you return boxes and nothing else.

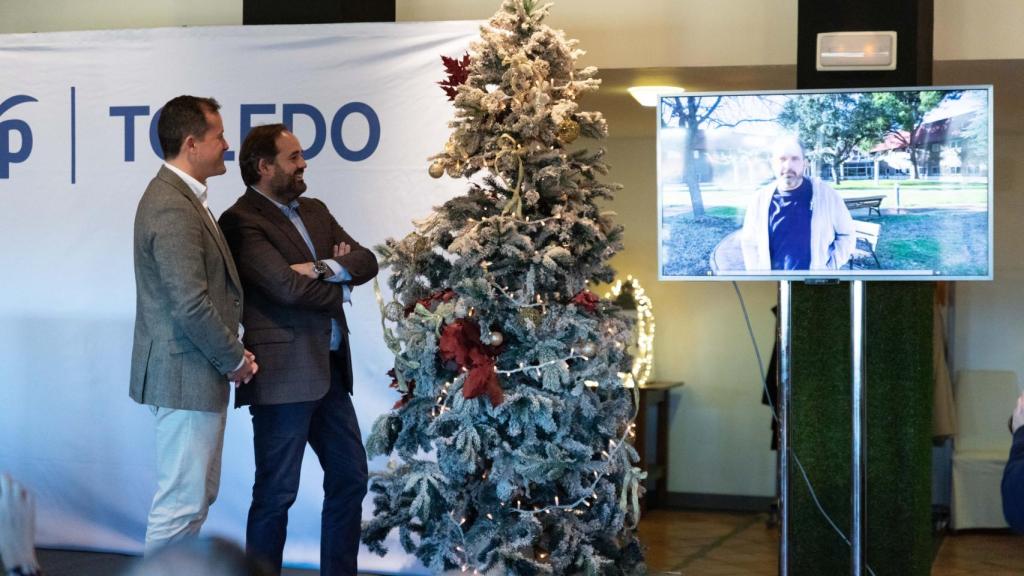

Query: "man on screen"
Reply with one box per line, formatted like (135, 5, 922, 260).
(219, 124, 377, 576)
(740, 136, 855, 271)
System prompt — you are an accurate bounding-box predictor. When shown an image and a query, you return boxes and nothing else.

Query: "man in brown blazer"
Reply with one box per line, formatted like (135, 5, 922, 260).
(130, 96, 258, 552)
(219, 124, 377, 576)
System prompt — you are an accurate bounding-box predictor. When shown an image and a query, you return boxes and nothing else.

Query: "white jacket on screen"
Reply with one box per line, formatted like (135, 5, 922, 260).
(740, 177, 855, 271)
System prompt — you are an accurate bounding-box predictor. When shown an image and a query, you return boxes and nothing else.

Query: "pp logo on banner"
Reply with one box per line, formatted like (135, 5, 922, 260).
(0, 95, 37, 179)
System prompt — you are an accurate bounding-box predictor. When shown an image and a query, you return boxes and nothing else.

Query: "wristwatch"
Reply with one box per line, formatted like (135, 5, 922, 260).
(312, 260, 330, 280)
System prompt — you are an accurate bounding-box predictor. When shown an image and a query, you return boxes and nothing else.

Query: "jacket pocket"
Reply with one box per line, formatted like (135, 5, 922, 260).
(246, 327, 295, 345)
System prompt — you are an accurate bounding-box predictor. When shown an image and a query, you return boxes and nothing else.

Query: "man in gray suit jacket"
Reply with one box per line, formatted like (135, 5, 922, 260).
(131, 95, 258, 553)
(219, 124, 377, 576)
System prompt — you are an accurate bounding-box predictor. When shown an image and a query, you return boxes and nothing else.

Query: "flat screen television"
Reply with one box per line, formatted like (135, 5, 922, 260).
(656, 85, 993, 281)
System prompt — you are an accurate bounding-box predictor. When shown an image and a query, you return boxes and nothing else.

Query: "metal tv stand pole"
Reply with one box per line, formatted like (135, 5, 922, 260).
(851, 280, 867, 576)
(778, 281, 792, 576)
(777, 280, 868, 576)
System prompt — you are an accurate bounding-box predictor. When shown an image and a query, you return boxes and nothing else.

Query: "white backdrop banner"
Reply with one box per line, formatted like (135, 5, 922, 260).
(0, 21, 478, 574)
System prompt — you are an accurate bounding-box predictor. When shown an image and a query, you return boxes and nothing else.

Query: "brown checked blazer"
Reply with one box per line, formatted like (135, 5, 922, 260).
(218, 188, 378, 407)
(130, 166, 245, 412)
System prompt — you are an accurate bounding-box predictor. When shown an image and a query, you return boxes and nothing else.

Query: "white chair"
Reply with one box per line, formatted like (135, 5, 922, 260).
(951, 370, 1020, 530)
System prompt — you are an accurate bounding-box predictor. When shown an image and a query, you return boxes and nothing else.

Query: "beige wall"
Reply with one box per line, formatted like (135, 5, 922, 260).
(6, 1, 1024, 63)
(397, 0, 1024, 66)
(934, 0, 1024, 61)
(601, 134, 779, 495)
(934, 61, 1024, 383)
(397, 0, 798, 68)
(0, 0, 241, 33)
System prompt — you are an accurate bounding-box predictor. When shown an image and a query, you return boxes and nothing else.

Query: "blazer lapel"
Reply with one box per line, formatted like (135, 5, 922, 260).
(244, 188, 316, 261)
(296, 199, 331, 259)
(157, 166, 242, 291)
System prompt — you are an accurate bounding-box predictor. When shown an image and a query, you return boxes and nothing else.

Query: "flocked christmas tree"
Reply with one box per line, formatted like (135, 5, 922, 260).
(361, 1, 646, 573)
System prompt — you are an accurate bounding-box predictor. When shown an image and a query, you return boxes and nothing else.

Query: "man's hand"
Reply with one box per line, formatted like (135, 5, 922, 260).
(1012, 393, 1024, 434)
(0, 474, 40, 574)
(290, 244, 348, 278)
(228, 350, 259, 387)
(290, 262, 317, 279)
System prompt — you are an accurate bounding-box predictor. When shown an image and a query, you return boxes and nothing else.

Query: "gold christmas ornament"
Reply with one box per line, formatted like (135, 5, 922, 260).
(520, 308, 542, 327)
(446, 160, 464, 178)
(428, 160, 446, 179)
(488, 330, 505, 347)
(556, 118, 580, 145)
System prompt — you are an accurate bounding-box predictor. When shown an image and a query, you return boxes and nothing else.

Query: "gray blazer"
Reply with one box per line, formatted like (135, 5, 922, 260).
(130, 166, 245, 412)
(219, 188, 378, 407)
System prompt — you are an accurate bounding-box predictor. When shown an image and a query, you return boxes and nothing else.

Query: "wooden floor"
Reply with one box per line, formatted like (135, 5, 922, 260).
(639, 509, 1024, 576)
(12, 510, 1024, 575)
(638, 509, 779, 575)
(931, 530, 1024, 576)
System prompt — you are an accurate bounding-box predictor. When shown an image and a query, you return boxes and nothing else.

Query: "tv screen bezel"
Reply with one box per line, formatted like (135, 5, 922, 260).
(655, 84, 994, 282)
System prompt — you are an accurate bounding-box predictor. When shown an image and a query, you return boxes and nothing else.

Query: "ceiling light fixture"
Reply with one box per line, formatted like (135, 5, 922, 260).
(627, 86, 686, 107)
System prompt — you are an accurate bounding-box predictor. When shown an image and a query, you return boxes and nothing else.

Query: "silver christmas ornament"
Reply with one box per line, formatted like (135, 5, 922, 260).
(384, 302, 405, 322)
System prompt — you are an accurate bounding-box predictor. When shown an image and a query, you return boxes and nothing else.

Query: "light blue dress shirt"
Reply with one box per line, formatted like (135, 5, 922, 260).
(252, 187, 351, 351)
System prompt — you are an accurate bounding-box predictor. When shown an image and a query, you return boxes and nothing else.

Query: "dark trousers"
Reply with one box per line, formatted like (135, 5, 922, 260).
(246, 352, 368, 576)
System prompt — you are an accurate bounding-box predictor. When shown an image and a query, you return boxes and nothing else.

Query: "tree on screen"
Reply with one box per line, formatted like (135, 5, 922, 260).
(871, 90, 960, 179)
(361, 0, 646, 574)
(660, 96, 722, 217)
(777, 93, 884, 186)
(956, 107, 989, 175)
(660, 96, 774, 217)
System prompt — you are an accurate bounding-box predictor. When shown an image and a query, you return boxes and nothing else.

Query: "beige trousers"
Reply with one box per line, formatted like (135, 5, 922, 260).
(144, 405, 227, 554)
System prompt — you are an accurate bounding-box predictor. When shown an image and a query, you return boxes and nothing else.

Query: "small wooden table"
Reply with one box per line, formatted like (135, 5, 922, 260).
(634, 381, 685, 510)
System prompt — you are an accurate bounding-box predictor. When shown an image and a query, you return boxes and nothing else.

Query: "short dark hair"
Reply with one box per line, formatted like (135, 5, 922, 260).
(239, 123, 288, 186)
(157, 96, 221, 160)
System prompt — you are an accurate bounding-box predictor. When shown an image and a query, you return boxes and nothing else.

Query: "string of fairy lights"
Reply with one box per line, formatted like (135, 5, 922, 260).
(418, 277, 654, 572)
(433, 372, 640, 573)
(605, 275, 656, 387)
(425, 291, 651, 569)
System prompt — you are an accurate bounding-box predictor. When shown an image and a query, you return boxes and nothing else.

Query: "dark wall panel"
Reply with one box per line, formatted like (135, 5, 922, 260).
(243, 0, 395, 25)
(791, 2, 935, 575)
(797, 0, 932, 88)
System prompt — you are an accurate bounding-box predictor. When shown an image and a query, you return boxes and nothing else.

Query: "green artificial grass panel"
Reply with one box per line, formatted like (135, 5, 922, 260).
(788, 282, 933, 576)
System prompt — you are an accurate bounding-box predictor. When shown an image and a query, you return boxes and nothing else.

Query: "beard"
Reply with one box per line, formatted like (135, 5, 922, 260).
(270, 168, 307, 201)
(777, 171, 802, 191)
